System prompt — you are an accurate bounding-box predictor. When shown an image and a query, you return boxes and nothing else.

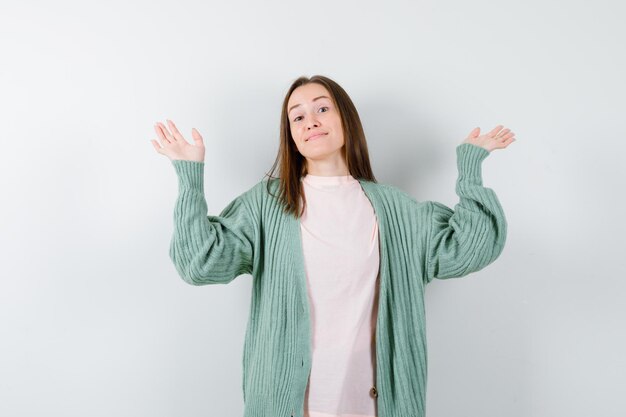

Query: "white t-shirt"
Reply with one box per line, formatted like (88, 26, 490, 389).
(300, 173, 381, 417)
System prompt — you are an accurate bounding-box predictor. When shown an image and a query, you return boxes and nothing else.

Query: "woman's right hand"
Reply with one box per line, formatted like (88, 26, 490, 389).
(151, 120, 205, 162)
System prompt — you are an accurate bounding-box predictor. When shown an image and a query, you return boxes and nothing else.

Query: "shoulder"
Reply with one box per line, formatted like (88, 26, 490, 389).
(235, 177, 281, 206)
(359, 180, 430, 214)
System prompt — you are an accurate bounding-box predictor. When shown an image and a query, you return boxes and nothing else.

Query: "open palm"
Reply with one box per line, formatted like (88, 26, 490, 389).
(151, 120, 205, 162)
(462, 124, 516, 152)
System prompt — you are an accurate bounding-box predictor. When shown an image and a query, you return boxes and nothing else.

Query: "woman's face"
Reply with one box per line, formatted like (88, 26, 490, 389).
(287, 83, 345, 164)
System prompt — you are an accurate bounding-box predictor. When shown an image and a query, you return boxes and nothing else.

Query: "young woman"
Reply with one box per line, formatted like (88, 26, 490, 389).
(151, 75, 514, 417)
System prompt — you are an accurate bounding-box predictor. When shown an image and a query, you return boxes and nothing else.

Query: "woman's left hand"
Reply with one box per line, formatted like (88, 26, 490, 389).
(462, 125, 516, 152)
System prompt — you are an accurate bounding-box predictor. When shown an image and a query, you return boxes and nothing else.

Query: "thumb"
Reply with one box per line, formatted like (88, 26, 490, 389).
(191, 128, 204, 144)
(471, 127, 480, 138)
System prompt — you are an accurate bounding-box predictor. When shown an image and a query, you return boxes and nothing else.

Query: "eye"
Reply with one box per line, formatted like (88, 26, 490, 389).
(292, 106, 329, 122)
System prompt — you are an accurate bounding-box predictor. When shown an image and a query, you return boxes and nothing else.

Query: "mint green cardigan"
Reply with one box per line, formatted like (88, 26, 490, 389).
(169, 143, 507, 417)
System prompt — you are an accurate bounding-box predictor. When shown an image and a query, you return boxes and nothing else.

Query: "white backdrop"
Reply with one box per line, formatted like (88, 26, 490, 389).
(1, 0, 625, 416)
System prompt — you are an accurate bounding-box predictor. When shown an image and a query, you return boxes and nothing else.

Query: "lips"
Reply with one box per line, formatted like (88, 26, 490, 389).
(306, 133, 327, 142)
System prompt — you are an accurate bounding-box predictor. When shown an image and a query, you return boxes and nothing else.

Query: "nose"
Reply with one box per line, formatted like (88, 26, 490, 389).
(305, 113, 320, 129)
(306, 120, 320, 129)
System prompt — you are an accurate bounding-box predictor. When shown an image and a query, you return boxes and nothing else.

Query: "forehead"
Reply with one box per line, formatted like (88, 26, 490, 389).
(287, 83, 332, 108)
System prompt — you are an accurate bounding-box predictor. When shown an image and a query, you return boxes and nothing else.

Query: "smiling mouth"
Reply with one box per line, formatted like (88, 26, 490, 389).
(306, 133, 327, 142)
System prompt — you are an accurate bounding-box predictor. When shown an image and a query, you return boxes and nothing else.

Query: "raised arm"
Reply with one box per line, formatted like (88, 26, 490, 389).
(169, 159, 255, 285)
(424, 142, 508, 284)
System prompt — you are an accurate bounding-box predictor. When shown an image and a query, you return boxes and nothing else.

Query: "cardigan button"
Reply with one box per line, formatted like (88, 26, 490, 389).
(370, 386, 378, 398)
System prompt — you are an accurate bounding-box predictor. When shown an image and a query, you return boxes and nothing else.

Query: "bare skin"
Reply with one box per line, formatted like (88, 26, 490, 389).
(150, 120, 516, 162)
(151, 120, 205, 162)
(462, 125, 516, 152)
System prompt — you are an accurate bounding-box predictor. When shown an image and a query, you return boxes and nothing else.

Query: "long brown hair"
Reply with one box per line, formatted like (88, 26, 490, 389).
(263, 75, 377, 218)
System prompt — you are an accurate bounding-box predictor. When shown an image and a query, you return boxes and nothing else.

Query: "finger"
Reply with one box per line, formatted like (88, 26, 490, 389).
(498, 136, 515, 148)
(488, 124, 505, 138)
(151, 139, 162, 153)
(191, 128, 204, 144)
(154, 123, 170, 144)
(167, 119, 185, 142)
(465, 127, 479, 140)
(495, 129, 511, 141)
(156, 122, 175, 142)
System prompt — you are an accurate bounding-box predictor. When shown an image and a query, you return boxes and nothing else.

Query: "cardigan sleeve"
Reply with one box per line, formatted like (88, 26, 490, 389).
(424, 143, 507, 284)
(168, 159, 255, 286)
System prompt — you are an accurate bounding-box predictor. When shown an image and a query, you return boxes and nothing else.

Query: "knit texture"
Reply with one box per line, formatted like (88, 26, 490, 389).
(169, 142, 507, 417)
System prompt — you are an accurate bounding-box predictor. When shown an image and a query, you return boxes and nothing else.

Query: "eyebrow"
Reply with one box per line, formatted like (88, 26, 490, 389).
(288, 95, 331, 114)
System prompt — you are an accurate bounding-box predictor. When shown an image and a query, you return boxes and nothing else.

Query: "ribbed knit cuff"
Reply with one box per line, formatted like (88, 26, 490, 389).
(171, 159, 205, 193)
(456, 143, 490, 181)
